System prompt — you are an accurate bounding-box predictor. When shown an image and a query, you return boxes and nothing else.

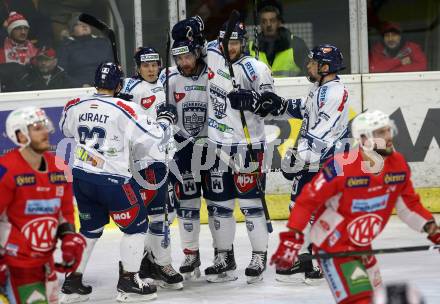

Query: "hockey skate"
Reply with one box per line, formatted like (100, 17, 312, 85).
(116, 261, 157, 302)
(275, 253, 323, 284)
(204, 249, 237, 283)
(139, 252, 155, 280)
(245, 251, 267, 284)
(179, 249, 201, 280)
(152, 263, 184, 290)
(60, 272, 92, 304)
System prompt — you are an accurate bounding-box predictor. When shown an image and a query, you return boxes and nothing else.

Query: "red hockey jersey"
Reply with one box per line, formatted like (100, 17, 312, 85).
(287, 149, 433, 253)
(0, 149, 74, 268)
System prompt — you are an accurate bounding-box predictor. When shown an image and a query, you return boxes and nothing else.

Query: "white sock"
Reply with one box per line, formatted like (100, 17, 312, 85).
(120, 233, 146, 272)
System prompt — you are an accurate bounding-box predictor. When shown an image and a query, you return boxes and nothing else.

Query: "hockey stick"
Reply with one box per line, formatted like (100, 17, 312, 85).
(252, 0, 260, 60)
(162, 29, 172, 248)
(78, 13, 119, 65)
(223, 10, 273, 233)
(304, 244, 440, 261)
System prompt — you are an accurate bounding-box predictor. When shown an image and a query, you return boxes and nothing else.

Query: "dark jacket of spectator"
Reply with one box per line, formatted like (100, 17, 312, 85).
(0, 62, 26, 92)
(57, 17, 113, 88)
(19, 47, 73, 91)
(0, 11, 38, 65)
(369, 22, 428, 73)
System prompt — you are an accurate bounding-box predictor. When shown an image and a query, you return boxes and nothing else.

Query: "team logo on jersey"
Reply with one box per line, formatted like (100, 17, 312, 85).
(183, 102, 207, 136)
(184, 223, 193, 232)
(210, 169, 224, 194)
(49, 172, 67, 184)
(110, 205, 140, 228)
(347, 214, 383, 246)
(208, 67, 215, 79)
(141, 95, 156, 109)
(319, 86, 328, 108)
(139, 168, 157, 206)
(210, 84, 227, 119)
(15, 174, 36, 186)
(22, 217, 58, 252)
(233, 173, 258, 193)
(346, 176, 370, 188)
(384, 172, 406, 184)
(174, 92, 186, 102)
(25, 198, 61, 215)
(246, 220, 254, 231)
(181, 171, 197, 196)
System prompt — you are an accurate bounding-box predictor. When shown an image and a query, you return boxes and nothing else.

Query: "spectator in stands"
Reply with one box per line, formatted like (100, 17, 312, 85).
(369, 22, 428, 73)
(0, 11, 38, 65)
(17, 47, 73, 91)
(57, 13, 113, 87)
(248, 0, 309, 77)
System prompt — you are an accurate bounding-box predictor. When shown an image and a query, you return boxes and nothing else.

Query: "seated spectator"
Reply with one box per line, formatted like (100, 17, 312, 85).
(57, 13, 113, 87)
(17, 47, 73, 91)
(248, 0, 309, 77)
(369, 22, 428, 73)
(0, 62, 26, 92)
(0, 11, 38, 65)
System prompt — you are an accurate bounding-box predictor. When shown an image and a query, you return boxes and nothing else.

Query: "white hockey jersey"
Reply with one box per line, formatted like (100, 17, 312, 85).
(120, 76, 166, 119)
(282, 77, 350, 163)
(207, 40, 274, 145)
(59, 93, 166, 184)
(158, 64, 208, 140)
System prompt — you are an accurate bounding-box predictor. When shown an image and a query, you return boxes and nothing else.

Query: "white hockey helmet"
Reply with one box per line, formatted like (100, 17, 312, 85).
(351, 110, 396, 142)
(6, 106, 54, 147)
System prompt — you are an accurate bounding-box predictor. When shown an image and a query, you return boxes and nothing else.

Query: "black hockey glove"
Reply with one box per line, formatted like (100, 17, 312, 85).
(227, 89, 262, 115)
(156, 103, 177, 125)
(280, 148, 309, 181)
(259, 91, 288, 117)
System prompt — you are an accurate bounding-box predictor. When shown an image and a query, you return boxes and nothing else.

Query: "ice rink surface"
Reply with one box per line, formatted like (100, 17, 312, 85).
(65, 215, 440, 304)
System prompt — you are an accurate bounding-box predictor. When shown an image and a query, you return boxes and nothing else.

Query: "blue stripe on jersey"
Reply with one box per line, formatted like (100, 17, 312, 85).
(318, 115, 341, 139)
(62, 96, 158, 138)
(207, 47, 223, 57)
(126, 79, 142, 92)
(238, 62, 253, 82)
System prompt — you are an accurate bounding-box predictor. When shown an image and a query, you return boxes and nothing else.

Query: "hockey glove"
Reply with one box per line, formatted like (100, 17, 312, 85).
(270, 230, 304, 270)
(259, 91, 288, 117)
(227, 89, 262, 115)
(156, 103, 177, 126)
(280, 148, 309, 181)
(55, 233, 86, 273)
(425, 221, 440, 250)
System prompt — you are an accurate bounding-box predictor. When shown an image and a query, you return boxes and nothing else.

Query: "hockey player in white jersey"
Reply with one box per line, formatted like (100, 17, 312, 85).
(59, 62, 175, 302)
(203, 19, 275, 284)
(228, 44, 350, 283)
(156, 35, 210, 280)
(119, 47, 166, 118)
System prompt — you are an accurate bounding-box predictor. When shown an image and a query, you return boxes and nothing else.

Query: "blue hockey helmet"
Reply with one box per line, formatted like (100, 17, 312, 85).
(309, 44, 345, 74)
(134, 47, 162, 67)
(218, 20, 247, 45)
(94, 62, 124, 90)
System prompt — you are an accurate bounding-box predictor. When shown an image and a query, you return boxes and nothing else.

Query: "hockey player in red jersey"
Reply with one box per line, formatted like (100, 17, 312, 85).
(0, 106, 86, 304)
(271, 110, 440, 304)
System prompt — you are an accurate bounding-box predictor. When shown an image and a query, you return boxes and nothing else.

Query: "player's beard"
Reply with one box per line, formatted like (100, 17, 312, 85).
(30, 139, 50, 154)
(374, 146, 394, 156)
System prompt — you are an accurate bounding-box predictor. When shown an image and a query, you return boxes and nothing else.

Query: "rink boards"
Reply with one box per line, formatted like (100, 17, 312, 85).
(0, 72, 439, 228)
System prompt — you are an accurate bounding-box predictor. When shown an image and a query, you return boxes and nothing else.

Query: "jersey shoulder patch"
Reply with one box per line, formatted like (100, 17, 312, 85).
(116, 100, 138, 119)
(321, 157, 342, 182)
(122, 78, 142, 93)
(0, 164, 7, 181)
(238, 57, 258, 82)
